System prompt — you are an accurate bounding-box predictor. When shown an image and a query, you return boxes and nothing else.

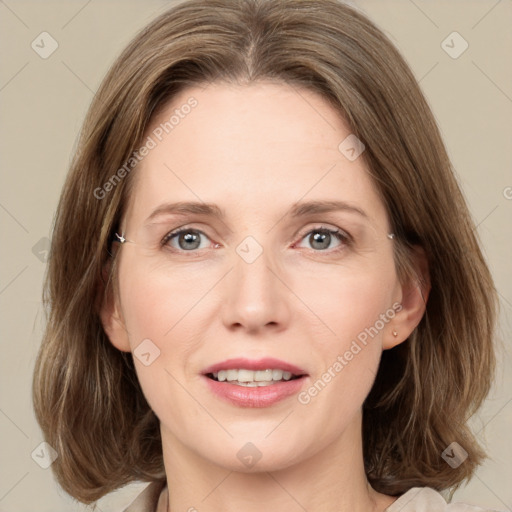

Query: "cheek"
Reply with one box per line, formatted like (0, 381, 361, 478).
(117, 261, 208, 424)
(117, 248, 397, 420)
(292, 260, 396, 344)
(119, 250, 397, 377)
(119, 255, 214, 343)
(292, 265, 395, 410)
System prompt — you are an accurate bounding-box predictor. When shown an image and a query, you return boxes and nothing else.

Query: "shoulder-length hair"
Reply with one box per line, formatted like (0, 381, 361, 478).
(33, 0, 497, 504)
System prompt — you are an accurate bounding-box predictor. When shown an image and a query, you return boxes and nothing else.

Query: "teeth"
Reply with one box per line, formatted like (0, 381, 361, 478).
(226, 369, 238, 381)
(231, 381, 277, 387)
(212, 369, 297, 384)
(255, 369, 273, 381)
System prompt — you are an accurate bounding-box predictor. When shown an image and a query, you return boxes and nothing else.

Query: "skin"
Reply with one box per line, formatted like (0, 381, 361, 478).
(101, 81, 429, 512)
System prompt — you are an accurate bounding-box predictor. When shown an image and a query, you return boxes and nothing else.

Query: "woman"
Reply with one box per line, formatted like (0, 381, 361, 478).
(32, 1, 501, 511)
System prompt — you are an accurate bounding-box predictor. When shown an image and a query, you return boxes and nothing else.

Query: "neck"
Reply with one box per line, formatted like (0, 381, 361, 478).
(159, 413, 397, 512)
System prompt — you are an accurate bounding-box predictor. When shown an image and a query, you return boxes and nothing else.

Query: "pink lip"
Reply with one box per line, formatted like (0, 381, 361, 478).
(202, 357, 307, 375)
(203, 375, 308, 408)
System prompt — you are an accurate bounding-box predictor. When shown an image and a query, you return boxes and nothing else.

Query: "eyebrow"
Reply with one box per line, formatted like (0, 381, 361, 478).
(144, 199, 368, 224)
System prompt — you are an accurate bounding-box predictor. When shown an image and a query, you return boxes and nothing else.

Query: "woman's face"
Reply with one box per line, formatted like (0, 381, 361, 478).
(105, 81, 408, 472)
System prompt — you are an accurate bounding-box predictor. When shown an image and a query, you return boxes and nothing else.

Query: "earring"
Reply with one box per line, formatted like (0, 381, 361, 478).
(392, 330, 398, 337)
(115, 233, 126, 244)
(387, 233, 395, 240)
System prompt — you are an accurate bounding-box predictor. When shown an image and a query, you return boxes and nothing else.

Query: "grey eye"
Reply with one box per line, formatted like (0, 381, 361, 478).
(308, 230, 333, 250)
(164, 229, 209, 251)
(297, 228, 348, 251)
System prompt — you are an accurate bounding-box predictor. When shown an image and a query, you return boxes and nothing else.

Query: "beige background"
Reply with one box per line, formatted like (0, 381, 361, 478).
(0, 1, 511, 511)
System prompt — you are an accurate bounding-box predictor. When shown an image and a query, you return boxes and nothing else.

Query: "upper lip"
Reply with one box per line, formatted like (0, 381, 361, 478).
(202, 357, 307, 376)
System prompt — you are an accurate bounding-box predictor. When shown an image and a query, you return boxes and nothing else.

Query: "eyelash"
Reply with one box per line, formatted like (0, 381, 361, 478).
(160, 225, 353, 255)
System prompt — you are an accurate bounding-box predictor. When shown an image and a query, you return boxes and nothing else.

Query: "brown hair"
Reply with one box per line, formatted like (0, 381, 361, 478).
(32, 0, 497, 504)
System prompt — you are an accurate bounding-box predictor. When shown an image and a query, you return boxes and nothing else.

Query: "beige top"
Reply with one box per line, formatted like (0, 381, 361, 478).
(123, 482, 503, 512)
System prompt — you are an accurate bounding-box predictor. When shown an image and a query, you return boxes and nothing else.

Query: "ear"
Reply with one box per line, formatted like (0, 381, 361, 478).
(383, 245, 430, 350)
(99, 257, 131, 353)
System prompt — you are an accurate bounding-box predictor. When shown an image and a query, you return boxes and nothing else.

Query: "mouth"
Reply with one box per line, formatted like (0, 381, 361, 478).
(201, 358, 308, 407)
(205, 368, 305, 387)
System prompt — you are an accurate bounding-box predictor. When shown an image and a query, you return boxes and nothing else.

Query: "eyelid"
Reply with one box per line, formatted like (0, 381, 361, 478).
(161, 225, 213, 248)
(295, 223, 351, 241)
(292, 224, 352, 252)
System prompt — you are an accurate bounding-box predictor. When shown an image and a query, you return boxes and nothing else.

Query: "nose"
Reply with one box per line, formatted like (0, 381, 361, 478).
(221, 243, 292, 334)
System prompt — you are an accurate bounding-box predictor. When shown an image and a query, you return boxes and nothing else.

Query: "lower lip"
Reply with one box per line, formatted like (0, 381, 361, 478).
(203, 375, 307, 408)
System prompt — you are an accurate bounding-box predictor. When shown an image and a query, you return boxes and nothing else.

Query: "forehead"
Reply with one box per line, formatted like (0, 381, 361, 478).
(124, 81, 388, 229)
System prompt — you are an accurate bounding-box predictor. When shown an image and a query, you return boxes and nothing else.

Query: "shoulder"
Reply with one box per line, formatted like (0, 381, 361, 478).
(122, 480, 167, 512)
(385, 487, 504, 512)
